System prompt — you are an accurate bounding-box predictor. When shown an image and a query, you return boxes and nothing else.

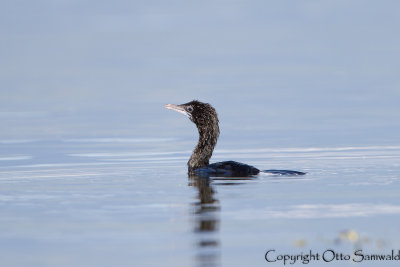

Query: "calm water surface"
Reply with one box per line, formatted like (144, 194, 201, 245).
(1, 138, 399, 267)
(1, 2, 400, 265)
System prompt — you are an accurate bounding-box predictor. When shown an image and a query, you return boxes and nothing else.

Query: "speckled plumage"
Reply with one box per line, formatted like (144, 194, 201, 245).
(165, 100, 306, 177)
(165, 100, 260, 177)
(185, 101, 220, 171)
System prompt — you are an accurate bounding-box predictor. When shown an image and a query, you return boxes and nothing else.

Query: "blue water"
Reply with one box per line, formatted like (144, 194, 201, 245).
(1, 1, 400, 266)
(1, 139, 400, 266)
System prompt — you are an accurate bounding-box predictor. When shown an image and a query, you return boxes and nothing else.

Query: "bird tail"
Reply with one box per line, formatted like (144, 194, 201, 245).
(261, 169, 306, 176)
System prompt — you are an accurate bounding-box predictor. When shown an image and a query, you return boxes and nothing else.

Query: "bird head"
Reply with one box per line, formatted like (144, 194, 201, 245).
(165, 100, 218, 129)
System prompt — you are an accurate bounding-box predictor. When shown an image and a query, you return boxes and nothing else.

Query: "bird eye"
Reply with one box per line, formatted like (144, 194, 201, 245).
(187, 106, 193, 112)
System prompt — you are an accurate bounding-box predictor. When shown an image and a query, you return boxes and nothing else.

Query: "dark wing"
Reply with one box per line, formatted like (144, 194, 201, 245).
(192, 161, 260, 177)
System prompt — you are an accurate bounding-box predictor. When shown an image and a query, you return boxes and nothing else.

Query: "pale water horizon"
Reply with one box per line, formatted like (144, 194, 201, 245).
(1, 1, 399, 266)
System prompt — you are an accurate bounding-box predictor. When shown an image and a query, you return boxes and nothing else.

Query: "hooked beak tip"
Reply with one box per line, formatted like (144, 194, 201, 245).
(164, 104, 176, 110)
(164, 103, 189, 117)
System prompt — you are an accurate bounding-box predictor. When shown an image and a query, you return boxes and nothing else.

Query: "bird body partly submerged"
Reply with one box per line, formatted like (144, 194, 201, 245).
(165, 100, 305, 177)
(192, 160, 260, 177)
(192, 161, 306, 177)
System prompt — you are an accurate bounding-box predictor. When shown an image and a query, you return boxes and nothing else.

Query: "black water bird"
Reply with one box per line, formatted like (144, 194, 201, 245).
(165, 100, 305, 177)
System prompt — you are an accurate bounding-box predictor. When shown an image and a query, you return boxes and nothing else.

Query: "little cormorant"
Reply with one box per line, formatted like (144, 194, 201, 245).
(165, 100, 305, 177)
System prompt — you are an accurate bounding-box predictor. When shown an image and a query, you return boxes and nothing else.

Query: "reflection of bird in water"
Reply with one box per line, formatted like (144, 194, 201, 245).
(189, 176, 220, 266)
(190, 176, 219, 233)
(165, 100, 306, 177)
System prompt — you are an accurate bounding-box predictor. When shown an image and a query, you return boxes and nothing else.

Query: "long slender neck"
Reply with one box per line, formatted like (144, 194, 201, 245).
(188, 120, 219, 171)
